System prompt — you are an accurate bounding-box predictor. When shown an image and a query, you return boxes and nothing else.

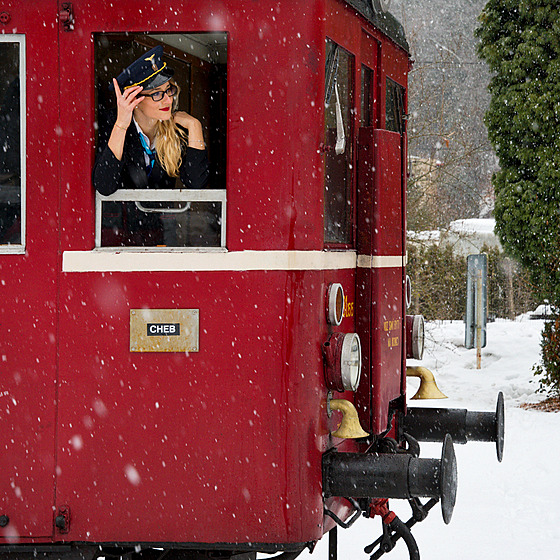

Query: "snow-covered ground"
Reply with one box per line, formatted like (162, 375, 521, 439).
(307, 316, 560, 559)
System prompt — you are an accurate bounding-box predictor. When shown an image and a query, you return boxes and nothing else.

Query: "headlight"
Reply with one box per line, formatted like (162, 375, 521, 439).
(406, 315, 425, 360)
(341, 333, 362, 391)
(323, 332, 362, 392)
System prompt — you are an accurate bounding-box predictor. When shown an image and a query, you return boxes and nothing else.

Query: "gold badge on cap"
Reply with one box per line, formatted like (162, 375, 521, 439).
(145, 53, 159, 72)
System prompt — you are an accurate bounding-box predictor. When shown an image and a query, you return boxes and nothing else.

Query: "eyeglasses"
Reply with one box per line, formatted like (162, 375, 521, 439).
(143, 84, 178, 102)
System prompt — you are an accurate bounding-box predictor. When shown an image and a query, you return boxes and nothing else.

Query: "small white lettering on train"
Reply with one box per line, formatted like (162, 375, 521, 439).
(146, 323, 180, 336)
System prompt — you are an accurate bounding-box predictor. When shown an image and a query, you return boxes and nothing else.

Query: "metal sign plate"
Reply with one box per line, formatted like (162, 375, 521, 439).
(130, 309, 199, 352)
(465, 254, 487, 350)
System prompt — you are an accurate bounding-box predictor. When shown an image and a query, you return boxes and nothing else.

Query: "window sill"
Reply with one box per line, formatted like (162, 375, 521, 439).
(0, 246, 25, 255)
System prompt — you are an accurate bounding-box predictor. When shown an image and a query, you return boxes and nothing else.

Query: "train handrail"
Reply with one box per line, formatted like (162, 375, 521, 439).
(95, 189, 227, 249)
(134, 201, 191, 214)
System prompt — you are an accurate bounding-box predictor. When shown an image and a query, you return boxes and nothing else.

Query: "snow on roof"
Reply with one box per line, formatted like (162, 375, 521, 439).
(407, 219, 501, 256)
(407, 229, 441, 243)
(443, 218, 501, 256)
(449, 218, 496, 235)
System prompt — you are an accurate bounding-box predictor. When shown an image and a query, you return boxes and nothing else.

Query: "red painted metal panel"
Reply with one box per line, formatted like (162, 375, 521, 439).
(0, 0, 411, 549)
(56, 272, 290, 543)
(370, 267, 404, 434)
(0, 0, 59, 540)
(53, 0, 348, 545)
(57, 0, 326, 255)
(54, 268, 358, 544)
(226, 2, 325, 252)
(372, 129, 404, 256)
(355, 129, 405, 434)
(361, 32, 381, 129)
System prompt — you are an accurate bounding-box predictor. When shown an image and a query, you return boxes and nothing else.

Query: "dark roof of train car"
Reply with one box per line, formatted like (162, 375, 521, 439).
(343, 1, 409, 53)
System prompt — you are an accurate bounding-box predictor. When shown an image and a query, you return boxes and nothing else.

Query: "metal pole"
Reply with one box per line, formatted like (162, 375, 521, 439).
(329, 526, 337, 560)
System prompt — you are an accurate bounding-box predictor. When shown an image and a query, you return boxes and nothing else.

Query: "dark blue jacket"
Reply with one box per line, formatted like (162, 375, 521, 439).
(93, 111, 210, 196)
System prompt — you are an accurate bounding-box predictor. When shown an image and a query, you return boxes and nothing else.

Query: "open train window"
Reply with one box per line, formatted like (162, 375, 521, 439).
(323, 39, 355, 246)
(0, 36, 25, 251)
(386, 77, 405, 134)
(94, 33, 227, 249)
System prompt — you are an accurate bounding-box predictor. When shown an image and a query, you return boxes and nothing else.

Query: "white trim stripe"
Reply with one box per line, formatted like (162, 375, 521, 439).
(63, 250, 357, 273)
(62, 250, 407, 273)
(357, 255, 407, 268)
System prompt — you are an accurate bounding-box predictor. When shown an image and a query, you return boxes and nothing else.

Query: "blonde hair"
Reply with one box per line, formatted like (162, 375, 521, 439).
(154, 81, 188, 178)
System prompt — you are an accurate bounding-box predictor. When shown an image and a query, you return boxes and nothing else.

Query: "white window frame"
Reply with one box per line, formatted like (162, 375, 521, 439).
(0, 35, 26, 254)
(95, 189, 227, 250)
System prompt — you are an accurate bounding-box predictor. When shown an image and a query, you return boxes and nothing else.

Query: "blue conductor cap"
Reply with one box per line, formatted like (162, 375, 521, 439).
(114, 45, 174, 91)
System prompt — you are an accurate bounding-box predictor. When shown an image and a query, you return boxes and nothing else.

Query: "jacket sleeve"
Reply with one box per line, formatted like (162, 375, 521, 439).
(92, 112, 127, 196)
(179, 146, 210, 189)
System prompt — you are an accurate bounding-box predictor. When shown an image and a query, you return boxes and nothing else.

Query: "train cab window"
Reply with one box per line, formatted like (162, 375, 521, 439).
(0, 37, 24, 249)
(323, 39, 355, 246)
(94, 33, 227, 248)
(386, 78, 405, 134)
(361, 65, 374, 127)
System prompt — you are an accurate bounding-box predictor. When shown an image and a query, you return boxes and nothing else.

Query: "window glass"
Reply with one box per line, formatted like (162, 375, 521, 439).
(386, 77, 405, 134)
(94, 33, 227, 248)
(361, 65, 374, 127)
(98, 197, 224, 248)
(0, 38, 23, 246)
(324, 39, 354, 245)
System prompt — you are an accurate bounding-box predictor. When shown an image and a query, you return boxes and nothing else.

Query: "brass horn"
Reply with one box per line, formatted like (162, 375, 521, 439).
(406, 366, 447, 400)
(329, 398, 369, 439)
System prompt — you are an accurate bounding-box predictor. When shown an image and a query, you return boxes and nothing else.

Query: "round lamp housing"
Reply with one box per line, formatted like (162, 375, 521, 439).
(323, 332, 362, 392)
(327, 283, 345, 326)
(406, 315, 425, 360)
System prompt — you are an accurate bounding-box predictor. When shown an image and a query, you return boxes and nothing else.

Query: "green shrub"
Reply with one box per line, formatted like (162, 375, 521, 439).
(533, 315, 560, 398)
(407, 243, 465, 320)
(407, 243, 536, 321)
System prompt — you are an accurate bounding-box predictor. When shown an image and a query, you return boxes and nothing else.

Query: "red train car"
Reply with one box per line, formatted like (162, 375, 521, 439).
(0, 1, 503, 559)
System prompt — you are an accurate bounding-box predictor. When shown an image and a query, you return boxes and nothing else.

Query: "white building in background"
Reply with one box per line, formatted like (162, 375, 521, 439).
(441, 218, 502, 257)
(408, 218, 502, 258)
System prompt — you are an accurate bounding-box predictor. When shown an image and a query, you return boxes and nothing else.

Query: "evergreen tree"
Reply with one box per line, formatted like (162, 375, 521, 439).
(476, 0, 560, 395)
(476, 0, 560, 301)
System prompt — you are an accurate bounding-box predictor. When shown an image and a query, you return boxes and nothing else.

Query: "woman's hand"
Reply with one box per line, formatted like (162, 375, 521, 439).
(108, 79, 144, 160)
(173, 111, 205, 149)
(172, 111, 200, 130)
(113, 78, 144, 129)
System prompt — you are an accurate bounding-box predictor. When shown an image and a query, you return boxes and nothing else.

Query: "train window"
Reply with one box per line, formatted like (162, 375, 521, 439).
(0, 37, 25, 250)
(386, 77, 405, 134)
(94, 33, 227, 248)
(361, 65, 374, 127)
(323, 39, 355, 246)
(95, 190, 226, 248)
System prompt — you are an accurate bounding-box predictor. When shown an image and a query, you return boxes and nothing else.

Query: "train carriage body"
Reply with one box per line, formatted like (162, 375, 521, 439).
(0, 2, 502, 559)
